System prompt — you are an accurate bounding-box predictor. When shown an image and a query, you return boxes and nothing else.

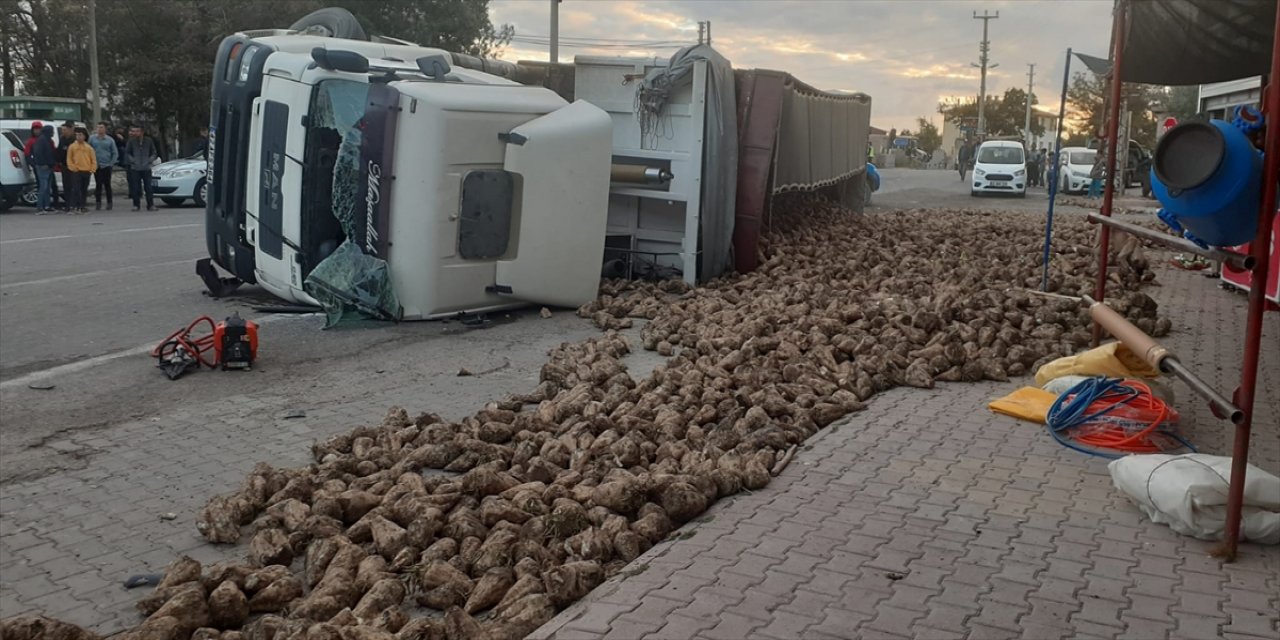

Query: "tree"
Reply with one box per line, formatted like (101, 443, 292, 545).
(1065, 70, 1162, 150)
(914, 117, 940, 154)
(3, 0, 512, 152)
(326, 0, 513, 56)
(938, 87, 1045, 138)
(1161, 85, 1200, 120)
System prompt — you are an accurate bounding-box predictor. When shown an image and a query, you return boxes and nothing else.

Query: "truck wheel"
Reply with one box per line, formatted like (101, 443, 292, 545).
(289, 8, 368, 40)
(20, 185, 38, 206)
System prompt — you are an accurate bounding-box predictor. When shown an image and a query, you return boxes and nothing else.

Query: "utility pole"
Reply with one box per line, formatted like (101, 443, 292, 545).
(696, 21, 713, 45)
(89, 0, 101, 124)
(971, 10, 999, 137)
(1024, 63, 1035, 145)
(549, 0, 560, 63)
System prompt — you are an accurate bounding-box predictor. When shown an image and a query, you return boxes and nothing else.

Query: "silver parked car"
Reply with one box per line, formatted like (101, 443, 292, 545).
(151, 152, 208, 207)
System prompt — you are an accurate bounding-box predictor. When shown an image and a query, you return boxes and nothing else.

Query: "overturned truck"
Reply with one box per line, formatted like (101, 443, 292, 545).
(200, 8, 871, 322)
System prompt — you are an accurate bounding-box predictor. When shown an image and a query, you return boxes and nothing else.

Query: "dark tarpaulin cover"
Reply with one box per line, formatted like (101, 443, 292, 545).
(637, 44, 738, 282)
(1075, 52, 1112, 76)
(1121, 0, 1275, 86)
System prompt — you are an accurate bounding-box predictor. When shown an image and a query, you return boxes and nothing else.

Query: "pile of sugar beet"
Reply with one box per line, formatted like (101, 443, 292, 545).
(4, 195, 1169, 640)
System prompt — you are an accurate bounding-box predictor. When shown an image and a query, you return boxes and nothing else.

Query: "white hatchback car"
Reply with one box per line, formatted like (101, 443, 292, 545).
(970, 140, 1027, 197)
(151, 152, 208, 207)
(1056, 146, 1096, 195)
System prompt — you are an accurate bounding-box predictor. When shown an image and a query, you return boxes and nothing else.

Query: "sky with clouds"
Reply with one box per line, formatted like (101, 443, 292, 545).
(489, 0, 1117, 133)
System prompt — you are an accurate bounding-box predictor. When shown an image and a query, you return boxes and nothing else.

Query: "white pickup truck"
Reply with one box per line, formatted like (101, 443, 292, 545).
(201, 9, 613, 321)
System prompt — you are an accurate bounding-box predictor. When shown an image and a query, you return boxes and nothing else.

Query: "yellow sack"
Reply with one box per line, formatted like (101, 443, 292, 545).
(988, 387, 1059, 424)
(1034, 342, 1160, 387)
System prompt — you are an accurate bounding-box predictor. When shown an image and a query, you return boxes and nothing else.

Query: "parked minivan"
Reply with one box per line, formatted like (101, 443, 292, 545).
(970, 140, 1026, 197)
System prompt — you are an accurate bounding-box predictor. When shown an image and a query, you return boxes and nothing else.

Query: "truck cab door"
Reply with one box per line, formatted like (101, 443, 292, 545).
(494, 100, 612, 308)
(245, 90, 311, 304)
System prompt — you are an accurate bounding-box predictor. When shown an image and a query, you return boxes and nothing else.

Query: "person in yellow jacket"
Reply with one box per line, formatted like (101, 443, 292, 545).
(65, 126, 98, 214)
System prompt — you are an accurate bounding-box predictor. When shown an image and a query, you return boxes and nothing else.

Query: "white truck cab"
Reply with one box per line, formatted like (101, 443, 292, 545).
(205, 25, 612, 321)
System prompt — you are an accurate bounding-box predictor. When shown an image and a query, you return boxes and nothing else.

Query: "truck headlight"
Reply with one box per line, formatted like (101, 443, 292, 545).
(1015, 169, 1026, 177)
(974, 169, 986, 177)
(238, 45, 260, 83)
(169, 169, 200, 178)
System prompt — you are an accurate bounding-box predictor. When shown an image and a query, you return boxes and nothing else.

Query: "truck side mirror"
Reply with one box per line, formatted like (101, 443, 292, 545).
(311, 47, 370, 73)
(416, 54, 452, 81)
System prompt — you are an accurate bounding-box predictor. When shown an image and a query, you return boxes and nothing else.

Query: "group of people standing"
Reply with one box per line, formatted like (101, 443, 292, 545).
(23, 120, 161, 214)
(1026, 146, 1050, 188)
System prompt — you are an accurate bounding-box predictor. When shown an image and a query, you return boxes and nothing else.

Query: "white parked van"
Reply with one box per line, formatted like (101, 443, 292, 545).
(970, 140, 1026, 197)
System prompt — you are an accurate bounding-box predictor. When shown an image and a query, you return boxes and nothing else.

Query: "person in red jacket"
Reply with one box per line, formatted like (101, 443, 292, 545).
(22, 121, 60, 206)
(22, 120, 41, 158)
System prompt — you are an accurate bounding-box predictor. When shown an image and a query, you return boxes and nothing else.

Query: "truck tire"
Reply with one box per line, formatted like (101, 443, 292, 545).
(288, 8, 368, 40)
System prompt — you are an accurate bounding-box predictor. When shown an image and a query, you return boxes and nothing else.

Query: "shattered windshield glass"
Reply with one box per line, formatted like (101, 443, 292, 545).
(302, 79, 402, 327)
(309, 79, 367, 238)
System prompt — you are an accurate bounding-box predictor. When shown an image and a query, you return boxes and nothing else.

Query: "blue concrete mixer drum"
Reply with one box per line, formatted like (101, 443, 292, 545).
(1150, 118, 1263, 248)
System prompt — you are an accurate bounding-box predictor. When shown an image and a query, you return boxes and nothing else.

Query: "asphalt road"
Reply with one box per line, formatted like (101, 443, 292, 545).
(0, 169, 1139, 482)
(0, 206, 232, 380)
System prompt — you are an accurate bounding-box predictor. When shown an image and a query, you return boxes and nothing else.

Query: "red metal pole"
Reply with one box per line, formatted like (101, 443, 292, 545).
(1220, 6, 1280, 563)
(1092, 0, 1128, 347)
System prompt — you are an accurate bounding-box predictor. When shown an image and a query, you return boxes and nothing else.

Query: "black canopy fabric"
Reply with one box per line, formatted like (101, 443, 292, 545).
(1075, 52, 1113, 76)
(1121, 0, 1275, 86)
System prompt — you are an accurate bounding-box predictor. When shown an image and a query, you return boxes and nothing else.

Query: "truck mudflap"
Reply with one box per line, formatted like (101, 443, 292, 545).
(495, 100, 613, 307)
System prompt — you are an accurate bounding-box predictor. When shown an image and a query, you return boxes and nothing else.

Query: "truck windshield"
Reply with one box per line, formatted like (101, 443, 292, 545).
(304, 79, 370, 248)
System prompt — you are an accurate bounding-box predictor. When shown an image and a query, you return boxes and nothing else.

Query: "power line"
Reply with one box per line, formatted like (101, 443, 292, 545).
(509, 38, 686, 50)
(513, 33, 691, 45)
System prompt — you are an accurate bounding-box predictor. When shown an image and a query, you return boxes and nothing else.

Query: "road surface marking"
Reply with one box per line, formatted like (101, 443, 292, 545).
(0, 312, 320, 390)
(1, 259, 195, 290)
(0, 223, 202, 245)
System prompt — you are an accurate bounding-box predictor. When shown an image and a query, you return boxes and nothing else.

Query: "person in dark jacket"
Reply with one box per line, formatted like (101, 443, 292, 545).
(194, 126, 209, 160)
(113, 126, 128, 168)
(55, 121, 75, 210)
(31, 125, 58, 213)
(957, 139, 974, 181)
(124, 124, 159, 211)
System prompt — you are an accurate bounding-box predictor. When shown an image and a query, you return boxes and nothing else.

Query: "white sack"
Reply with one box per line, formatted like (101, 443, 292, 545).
(1108, 453, 1280, 544)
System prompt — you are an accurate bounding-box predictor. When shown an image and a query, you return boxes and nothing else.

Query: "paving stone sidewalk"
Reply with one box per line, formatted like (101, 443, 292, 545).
(529, 263, 1280, 640)
(0, 316, 598, 632)
(0, 256, 1276, 638)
